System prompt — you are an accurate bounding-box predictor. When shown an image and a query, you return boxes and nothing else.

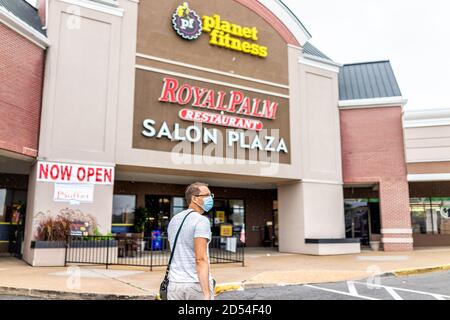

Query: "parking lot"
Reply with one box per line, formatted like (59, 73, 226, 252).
(218, 270, 450, 300)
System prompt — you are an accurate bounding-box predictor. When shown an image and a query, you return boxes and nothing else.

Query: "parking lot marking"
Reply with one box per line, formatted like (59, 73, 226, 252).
(303, 284, 379, 300)
(351, 281, 450, 300)
(384, 287, 403, 300)
(346, 281, 359, 296)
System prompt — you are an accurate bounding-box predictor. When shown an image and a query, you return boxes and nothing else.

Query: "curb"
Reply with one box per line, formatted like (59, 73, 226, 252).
(385, 264, 450, 277)
(0, 286, 155, 300)
(214, 282, 243, 295)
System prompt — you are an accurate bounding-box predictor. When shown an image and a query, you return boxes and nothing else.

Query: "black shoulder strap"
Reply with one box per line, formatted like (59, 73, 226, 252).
(164, 209, 194, 279)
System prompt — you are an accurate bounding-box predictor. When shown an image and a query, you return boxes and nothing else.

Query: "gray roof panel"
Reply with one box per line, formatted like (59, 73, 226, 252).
(303, 42, 333, 61)
(0, 0, 45, 35)
(339, 61, 402, 101)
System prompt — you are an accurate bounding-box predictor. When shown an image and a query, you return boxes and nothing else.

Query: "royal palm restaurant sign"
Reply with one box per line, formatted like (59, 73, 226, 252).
(135, 2, 290, 161)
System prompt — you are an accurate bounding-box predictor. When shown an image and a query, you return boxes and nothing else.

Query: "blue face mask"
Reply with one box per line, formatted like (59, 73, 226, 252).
(201, 195, 214, 212)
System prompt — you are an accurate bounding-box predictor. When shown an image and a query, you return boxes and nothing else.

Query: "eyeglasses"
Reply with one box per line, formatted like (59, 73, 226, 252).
(194, 193, 214, 198)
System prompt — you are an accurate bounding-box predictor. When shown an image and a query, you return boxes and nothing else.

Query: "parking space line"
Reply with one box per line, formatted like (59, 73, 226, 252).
(346, 281, 359, 296)
(303, 284, 379, 300)
(351, 281, 450, 300)
(384, 287, 403, 300)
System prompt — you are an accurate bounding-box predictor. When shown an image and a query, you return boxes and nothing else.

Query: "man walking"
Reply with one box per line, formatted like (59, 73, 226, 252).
(167, 182, 215, 300)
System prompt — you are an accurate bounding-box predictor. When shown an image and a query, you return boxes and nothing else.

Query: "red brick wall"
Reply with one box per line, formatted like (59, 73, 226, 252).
(340, 106, 413, 251)
(0, 23, 45, 158)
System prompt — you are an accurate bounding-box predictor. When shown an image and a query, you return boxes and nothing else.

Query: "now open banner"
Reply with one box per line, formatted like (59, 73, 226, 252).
(37, 161, 114, 185)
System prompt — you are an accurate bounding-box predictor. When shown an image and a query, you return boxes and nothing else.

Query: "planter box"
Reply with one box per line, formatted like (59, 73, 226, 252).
(30, 241, 66, 267)
(29, 240, 119, 266)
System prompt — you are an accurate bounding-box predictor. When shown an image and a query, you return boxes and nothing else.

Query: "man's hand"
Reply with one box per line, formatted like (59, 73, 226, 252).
(194, 237, 211, 299)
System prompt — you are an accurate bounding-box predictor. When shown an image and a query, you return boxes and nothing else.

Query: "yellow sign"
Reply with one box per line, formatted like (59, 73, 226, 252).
(220, 224, 233, 237)
(202, 14, 268, 58)
(215, 211, 225, 223)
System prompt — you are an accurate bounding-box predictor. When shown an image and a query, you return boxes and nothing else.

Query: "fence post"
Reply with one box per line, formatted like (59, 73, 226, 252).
(150, 238, 153, 271)
(106, 236, 110, 270)
(242, 238, 245, 267)
(64, 234, 69, 267)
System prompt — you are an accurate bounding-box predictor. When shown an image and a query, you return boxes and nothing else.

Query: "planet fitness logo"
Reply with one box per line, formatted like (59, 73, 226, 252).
(172, 2, 202, 40)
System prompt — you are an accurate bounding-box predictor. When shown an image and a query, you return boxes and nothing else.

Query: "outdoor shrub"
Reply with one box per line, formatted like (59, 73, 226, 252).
(35, 214, 72, 241)
(34, 209, 99, 241)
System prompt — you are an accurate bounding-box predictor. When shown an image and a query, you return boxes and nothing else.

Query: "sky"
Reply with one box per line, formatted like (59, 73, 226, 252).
(283, 0, 450, 111)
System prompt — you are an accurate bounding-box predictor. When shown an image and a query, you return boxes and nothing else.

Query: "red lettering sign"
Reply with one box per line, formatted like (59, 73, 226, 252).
(158, 77, 281, 121)
(37, 162, 114, 185)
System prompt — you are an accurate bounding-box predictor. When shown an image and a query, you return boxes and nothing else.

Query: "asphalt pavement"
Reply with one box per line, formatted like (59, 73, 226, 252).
(218, 270, 450, 300)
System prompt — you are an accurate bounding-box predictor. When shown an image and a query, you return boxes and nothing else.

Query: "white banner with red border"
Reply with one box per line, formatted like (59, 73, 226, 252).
(37, 161, 114, 185)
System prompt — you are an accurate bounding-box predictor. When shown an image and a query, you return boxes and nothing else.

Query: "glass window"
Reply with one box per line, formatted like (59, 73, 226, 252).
(171, 197, 187, 217)
(410, 198, 438, 234)
(431, 197, 450, 235)
(229, 200, 244, 227)
(0, 189, 6, 222)
(112, 195, 136, 224)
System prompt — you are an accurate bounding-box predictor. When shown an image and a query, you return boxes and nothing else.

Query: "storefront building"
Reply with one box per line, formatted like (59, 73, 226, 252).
(1, 0, 449, 265)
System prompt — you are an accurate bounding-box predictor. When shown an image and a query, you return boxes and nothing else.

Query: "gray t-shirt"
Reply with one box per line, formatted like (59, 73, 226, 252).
(167, 209, 212, 283)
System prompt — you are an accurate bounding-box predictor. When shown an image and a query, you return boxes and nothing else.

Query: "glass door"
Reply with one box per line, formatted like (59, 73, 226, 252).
(145, 195, 171, 237)
(345, 199, 370, 246)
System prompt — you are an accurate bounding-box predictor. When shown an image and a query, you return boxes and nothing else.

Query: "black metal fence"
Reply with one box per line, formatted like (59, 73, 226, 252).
(65, 235, 244, 270)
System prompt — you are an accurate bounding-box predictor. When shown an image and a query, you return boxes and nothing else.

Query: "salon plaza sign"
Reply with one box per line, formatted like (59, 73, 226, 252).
(140, 77, 289, 154)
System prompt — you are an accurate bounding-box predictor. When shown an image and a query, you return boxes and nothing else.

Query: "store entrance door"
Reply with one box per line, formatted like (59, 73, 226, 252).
(345, 199, 370, 246)
(145, 195, 171, 238)
(0, 188, 27, 258)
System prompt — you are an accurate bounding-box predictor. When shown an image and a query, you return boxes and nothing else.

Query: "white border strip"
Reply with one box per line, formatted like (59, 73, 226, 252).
(404, 118, 450, 128)
(136, 53, 290, 90)
(0, 6, 49, 49)
(408, 173, 450, 182)
(60, 0, 124, 16)
(302, 179, 343, 186)
(381, 229, 413, 235)
(339, 96, 408, 108)
(299, 55, 340, 73)
(381, 238, 413, 244)
(135, 64, 290, 99)
(258, 0, 311, 46)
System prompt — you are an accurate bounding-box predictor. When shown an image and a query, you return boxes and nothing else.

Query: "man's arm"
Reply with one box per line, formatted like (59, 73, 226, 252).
(194, 237, 210, 300)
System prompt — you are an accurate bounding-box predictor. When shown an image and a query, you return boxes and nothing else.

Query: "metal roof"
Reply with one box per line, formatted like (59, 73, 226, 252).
(303, 42, 332, 61)
(0, 0, 45, 35)
(339, 60, 402, 101)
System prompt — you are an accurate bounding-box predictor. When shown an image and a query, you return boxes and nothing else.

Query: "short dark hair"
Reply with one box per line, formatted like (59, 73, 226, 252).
(185, 182, 209, 205)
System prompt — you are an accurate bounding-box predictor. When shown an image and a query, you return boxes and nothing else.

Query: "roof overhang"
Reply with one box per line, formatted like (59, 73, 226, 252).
(256, 0, 312, 47)
(0, 5, 49, 49)
(403, 108, 450, 128)
(408, 173, 450, 182)
(299, 52, 342, 73)
(339, 96, 408, 109)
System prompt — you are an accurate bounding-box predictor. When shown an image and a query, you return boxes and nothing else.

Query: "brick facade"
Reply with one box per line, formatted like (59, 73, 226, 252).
(0, 22, 45, 158)
(114, 181, 277, 247)
(340, 106, 413, 251)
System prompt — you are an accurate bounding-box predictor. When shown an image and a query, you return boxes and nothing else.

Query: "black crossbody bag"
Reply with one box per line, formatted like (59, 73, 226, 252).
(159, 209, 194, 300)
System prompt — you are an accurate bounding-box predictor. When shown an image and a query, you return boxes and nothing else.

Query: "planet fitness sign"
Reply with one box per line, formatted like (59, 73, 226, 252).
(172, 2, 202, 40)
(171, 2, 269, 58)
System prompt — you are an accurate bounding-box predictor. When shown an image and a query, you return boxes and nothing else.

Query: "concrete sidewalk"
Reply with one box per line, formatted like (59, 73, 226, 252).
(1, 247, 450, 299)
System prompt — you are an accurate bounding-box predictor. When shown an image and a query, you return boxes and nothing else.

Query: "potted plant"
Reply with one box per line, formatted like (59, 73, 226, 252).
(133, 207, 150, 251)
(30, 212, 72, 266)
(30, 209, 116, 266)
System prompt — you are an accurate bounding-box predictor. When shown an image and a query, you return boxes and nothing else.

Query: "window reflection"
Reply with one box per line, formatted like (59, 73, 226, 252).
(112, 195, 136, 224)
(410, 197, 450, 234)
